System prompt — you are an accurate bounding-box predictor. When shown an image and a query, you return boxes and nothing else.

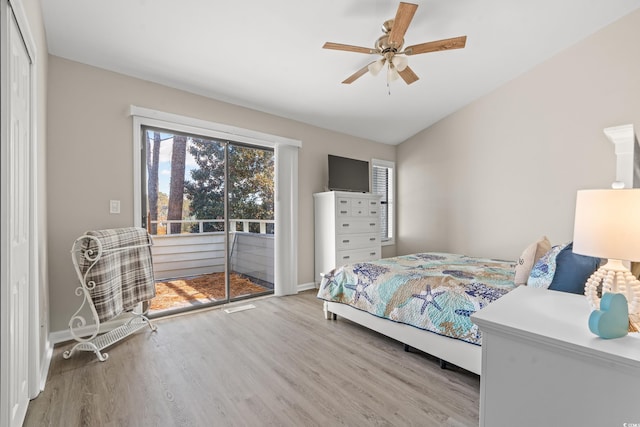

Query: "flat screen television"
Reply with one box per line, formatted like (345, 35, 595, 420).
(328, 155, 370, 193)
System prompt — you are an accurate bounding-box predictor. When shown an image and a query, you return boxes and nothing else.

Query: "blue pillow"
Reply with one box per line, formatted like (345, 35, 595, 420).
(548, 242, 600, 294)
(528, 245, 565, 288)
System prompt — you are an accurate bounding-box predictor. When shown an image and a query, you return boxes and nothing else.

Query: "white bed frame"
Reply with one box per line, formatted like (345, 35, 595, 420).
(323, 300, 482, 375)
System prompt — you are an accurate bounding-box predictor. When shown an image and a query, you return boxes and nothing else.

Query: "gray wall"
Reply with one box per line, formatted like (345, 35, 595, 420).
(46, 56, 395, 332)
(397, 9, 640, 261)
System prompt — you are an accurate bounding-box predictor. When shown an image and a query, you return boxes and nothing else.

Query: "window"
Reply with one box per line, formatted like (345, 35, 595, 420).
(372, 159, 394, 245)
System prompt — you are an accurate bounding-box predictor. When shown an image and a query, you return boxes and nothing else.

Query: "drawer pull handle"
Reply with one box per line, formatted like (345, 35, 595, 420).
(343, 224, 350, 227)
(340, 210, 348, 214)
(370, 238, 376, 241)
(343, 256, 350, 260)
(371, 211, 377, 215)
(369, 223, 376, 226)
(342, 240, 350, 243)
(370, 252, 377, 256)
(340, 200, 348, 204)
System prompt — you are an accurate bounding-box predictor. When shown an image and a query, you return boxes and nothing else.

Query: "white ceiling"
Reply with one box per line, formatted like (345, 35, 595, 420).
(41, 0, 640, 145)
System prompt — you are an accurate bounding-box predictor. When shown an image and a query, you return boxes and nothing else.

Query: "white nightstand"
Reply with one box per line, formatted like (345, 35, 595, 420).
(472, 286, 640, 427)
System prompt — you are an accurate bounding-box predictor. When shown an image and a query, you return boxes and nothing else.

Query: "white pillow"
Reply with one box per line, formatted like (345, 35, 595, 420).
(514, 236, 551, 286)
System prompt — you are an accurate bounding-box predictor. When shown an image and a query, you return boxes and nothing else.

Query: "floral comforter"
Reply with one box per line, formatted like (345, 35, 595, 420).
(317, 253, 517, 345)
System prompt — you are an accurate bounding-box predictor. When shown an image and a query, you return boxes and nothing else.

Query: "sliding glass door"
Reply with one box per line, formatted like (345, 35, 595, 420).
(227, 143, 275, 298)
(141, 126, 274, 315)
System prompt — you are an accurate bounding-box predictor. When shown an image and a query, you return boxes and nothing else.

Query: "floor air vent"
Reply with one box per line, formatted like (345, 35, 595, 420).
(224, 304, 256, 314)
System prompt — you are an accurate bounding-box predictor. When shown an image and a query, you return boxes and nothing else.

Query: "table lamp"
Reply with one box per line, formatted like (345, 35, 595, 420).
(573, 189, 640, 314)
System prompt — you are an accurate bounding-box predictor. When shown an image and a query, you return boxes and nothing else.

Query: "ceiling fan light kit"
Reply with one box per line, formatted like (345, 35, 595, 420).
(392, 55, 409, 72)
(323, 1, 467, 86)
(368, 58, 386, 76)
(387, 65, 400, 82)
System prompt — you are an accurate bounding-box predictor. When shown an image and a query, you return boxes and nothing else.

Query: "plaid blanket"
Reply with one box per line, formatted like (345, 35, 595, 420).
(77, 227, 156, 322)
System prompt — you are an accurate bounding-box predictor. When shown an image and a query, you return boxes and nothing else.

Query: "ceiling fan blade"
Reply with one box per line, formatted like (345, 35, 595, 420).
(323, 42, 375, 54)
(388, 2, 418, 48)
(404, 35, 467, 55)
(342, 62, 375, 84)
(398, 66, 419, 85)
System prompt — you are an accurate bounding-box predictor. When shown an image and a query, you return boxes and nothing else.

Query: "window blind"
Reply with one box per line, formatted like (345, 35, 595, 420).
(372, 164, 389, 241)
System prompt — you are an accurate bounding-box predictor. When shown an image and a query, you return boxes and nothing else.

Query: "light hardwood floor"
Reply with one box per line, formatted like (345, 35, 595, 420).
(25, 291, 480, 426)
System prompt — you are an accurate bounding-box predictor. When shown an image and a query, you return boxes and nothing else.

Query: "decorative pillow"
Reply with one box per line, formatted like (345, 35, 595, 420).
(549, 242, 601, 294)
(527, 245, 566, 288)
(514, 236, 551, 285)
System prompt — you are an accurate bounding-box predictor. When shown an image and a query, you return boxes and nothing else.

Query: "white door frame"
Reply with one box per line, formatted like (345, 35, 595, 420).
(130, 106, 300, 296)
(1, 1, 42, 425)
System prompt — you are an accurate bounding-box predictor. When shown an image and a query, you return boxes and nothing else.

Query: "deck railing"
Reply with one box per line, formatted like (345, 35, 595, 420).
(151, 218, 274, 235)
(150, 229, 274, 282)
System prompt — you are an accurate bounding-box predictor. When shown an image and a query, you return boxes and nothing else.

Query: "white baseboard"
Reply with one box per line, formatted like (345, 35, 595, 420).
(297, 281, 317, 292)
(49, 317, 127, 345)
(39, 340, 53, 391)
(49, 329, 70, 345)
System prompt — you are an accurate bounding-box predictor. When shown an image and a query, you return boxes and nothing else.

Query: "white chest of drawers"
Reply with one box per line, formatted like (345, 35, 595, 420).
(313, 191, 382, 282)
(472, 286, 640, 427)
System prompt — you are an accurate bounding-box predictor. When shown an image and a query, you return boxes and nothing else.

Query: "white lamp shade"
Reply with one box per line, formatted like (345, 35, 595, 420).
(368, 58, 385, 76)
(573, 189, 640, 261)
(391, 55, 408, 72)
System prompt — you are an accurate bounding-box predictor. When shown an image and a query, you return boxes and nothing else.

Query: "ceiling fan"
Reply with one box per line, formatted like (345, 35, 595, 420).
(323, 2, 467, 85)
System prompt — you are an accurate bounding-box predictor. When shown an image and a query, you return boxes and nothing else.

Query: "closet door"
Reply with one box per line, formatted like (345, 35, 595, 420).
(1, 6, 32, 427)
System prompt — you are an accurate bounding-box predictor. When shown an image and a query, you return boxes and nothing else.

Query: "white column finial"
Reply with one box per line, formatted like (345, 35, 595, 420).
(603, 124, 635, 189)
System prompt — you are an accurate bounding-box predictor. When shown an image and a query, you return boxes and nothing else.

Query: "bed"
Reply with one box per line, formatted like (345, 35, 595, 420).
(316, 252, 518, 375)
